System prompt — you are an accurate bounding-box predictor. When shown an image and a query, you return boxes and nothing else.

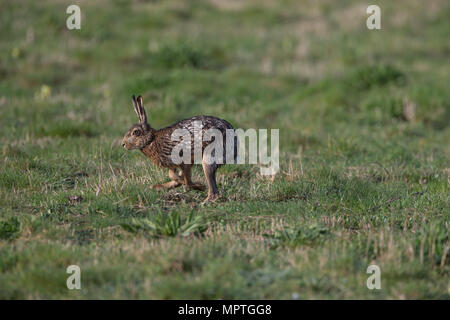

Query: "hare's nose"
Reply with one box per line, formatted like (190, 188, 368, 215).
(122, 143, 126, 148)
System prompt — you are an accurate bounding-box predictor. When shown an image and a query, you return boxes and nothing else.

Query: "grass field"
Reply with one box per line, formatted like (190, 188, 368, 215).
(0, 0, 449, 299)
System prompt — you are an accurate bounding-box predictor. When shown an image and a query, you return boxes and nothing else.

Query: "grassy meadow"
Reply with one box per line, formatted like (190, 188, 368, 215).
(0, 0, 449, 299)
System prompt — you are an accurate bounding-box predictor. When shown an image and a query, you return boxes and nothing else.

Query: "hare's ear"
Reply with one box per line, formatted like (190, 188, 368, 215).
(132, 95, 141, 120)
(136, 95, 147, 124)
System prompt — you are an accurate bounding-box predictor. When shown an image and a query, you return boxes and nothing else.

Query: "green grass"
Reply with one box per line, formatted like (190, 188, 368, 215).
(0, 0, 449, 299)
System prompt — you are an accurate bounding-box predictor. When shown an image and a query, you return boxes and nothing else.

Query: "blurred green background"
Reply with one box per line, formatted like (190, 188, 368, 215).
(0, 0, 448, 299)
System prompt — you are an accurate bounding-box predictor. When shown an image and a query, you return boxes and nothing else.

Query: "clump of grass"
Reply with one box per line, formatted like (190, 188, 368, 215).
(414, 222, 449, 266)
(264, 224, 330, 248)
(360, 95, 404, 120)
(0, 217, 21, 240)
(0, 169, 30, 189)
(150, 42, 227, 70)
(268, 181, 310, 202)
(35, 122, 98, 138)
(121, 211, 208, 238)
(344, 64, 406, 90)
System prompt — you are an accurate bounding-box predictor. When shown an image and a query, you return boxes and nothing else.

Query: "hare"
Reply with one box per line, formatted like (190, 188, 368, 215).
(122, 95, 237, 202)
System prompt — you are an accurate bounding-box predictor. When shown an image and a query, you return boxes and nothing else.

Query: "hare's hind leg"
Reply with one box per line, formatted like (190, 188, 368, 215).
(150, 169, 183, 190)
(181, 165, 206, 191)
(202, 162, 219, 202)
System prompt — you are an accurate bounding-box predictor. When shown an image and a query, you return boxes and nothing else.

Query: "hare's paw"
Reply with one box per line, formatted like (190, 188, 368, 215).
(202, 193, 219, 204)
(150, 181, 182, 190)
(187, 183, 206, 191)
(150, 184, 165, 190)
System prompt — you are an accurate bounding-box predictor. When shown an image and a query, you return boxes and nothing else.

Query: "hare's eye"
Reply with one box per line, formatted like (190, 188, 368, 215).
(133, 130, 140, 136)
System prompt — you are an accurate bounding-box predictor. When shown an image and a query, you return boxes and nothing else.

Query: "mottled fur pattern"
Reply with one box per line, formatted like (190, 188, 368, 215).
(122, 95, 236, 202)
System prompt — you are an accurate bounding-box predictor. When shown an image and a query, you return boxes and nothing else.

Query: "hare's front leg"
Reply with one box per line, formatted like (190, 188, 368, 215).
(150, 169, 183, 190)
(202, 162, 219, 202)
(181, 165, 206, 191)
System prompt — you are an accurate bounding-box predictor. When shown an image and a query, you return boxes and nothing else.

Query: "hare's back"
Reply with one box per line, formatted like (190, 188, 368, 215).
(170, 115, 234, 133)
(155, 115, 237, 165)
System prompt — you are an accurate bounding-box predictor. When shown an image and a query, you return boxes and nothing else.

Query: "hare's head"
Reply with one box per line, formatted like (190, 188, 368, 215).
(122, 95, 154, 150)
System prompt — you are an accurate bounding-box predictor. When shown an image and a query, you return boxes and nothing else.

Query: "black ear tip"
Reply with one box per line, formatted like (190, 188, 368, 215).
(132, 94, 136, 101)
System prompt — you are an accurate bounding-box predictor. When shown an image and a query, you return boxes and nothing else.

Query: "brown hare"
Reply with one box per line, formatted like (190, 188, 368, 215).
(122, 95, 237, 202)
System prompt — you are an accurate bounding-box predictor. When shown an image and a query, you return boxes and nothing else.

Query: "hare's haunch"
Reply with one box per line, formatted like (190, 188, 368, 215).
(122, 95, 237, 202)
